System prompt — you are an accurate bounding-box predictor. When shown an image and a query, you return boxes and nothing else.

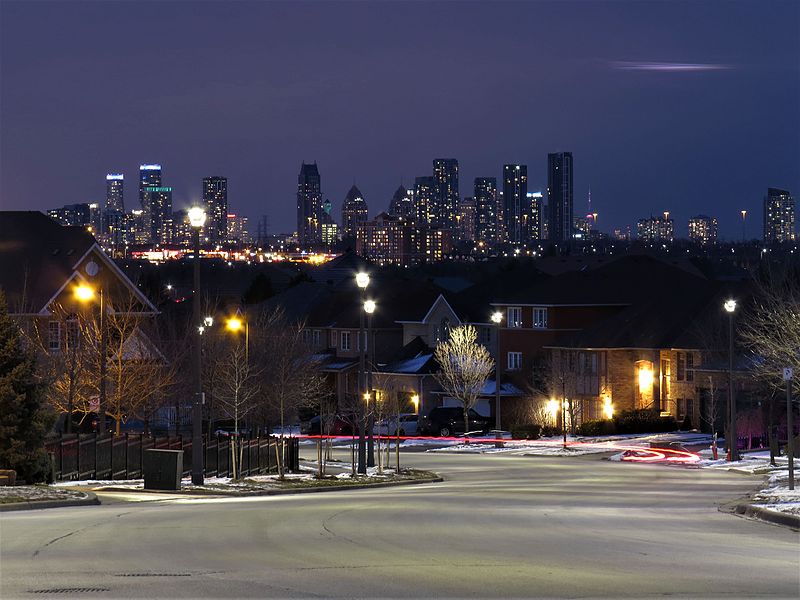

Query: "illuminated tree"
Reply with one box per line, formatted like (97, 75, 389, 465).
(434, 325, 494, 435)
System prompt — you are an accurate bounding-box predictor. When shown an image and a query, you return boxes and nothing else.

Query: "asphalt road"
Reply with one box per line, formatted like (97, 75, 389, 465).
(1, 451, 798, 599)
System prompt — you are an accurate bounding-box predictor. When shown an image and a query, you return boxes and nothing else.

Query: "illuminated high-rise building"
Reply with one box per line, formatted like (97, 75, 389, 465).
(141, 186, 172, 244)
(203, 176, 228, 243)
(526, 192, 543, 242)
(503, 164, 528, 244)
(341, 185, 369, 239)
(139, 164, 162, 207)
(388, 185, 414, 219)
(763, 188, 796, 244)
(457, 198, 476, 242)
(433, 158, 459, 228)
(414, 176, 437, 226)
(297, 162, 322, 246)
(106, 174, 124, 212)
(547, 152, 573, 244)
(226, 213, 250, 244)
(474, 177, 499, 243)
(688, 215, 718, 245)
(637, 215, 673, 242)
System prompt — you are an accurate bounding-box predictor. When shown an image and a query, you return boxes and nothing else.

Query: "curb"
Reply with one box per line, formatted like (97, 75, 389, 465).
(0, 492, 100, 513)
(96, 475, 444, 498)
(734, 503, 800, 530)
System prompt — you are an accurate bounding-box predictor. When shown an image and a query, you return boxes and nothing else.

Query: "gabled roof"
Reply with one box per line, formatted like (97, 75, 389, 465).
(0, 211, 156, 315)
(375, 337, 437, 375)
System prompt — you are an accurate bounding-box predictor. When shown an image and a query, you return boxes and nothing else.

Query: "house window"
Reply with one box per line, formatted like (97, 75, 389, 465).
(507, 307, 522, 328)
(686, 353, 694, 382)
(507, 351, 522, 371)
(48, 321, 61, 351)
(341, 331, 351, 351)
(302, 329, 311, 344)
(532, 307, 548, 329)
(65, 319, 79, 349)
(331, 330, 338, 348)
(312, 330, 321, 347)
(676, 352, 686, 381)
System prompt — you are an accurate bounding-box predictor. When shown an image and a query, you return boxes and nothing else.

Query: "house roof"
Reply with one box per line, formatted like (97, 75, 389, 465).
(375, 336, 437, 375)
(0, 211, 156, 314)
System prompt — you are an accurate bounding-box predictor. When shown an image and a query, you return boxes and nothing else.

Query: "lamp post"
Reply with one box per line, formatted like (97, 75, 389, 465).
(490, 311, 503, 431)
(225, 316, 249, 363)
(74, 284, 106, 434)
(355, 272, 369, 474)
(189, 206, 206, 485)
(724, 299, 738, 462)
(364, 298, 376, 468)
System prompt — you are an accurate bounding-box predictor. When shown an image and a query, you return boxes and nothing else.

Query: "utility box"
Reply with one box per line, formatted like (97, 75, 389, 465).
(143, 449, 183, 491)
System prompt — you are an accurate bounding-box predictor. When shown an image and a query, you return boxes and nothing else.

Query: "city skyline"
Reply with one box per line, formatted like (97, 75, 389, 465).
(1, 1, 798, 238)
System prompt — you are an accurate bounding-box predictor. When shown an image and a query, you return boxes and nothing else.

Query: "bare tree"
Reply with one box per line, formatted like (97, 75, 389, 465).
(434, 325, 494, 436)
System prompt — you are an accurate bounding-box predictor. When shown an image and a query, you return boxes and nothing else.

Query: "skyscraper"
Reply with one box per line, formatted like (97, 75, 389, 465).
(547, 152, 574, 244)
(637, 215, 673, 242)
(503, 164, 528, 244)
(106, 174, 124, 212)
(457, 198, 476, 242)
(141, 186, 172, 244)
(763, 188, 796, 244)
(203, 176, 228, 243)
(388, 185, 414, 219)
(297, 162, 322, 246)
(688, 215, 718, 245)
(433, 158, 459, 228)
(526, 191, 543, 242)
(341, 185, 369, 239)
(474, 177, 499, 243)
(414, 176, 437, 226)
(139, 164, 162, 208)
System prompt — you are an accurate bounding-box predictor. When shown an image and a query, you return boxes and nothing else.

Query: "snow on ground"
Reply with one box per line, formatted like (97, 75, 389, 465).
(0, 485, 89, 503)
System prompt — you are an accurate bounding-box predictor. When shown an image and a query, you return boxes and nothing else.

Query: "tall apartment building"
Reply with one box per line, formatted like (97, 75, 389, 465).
(637, 216, 674, 242)
(474, 177, 499, 244)
(203, 176, 228, 243)
(106, 174, 124, 212)
(297, 162, 322, 246)
(547, 152, 574, 244)
(688, 215, 718, 245)
(414, 176, 437, 226)
(763, 188, 796, 244)
(139, 164, 162, 207)
(457, 198, 476, 242)
(226, 214, 250, 244)
(47, 203, 91, 227)
(141, 186, 173, 244)
(433, 158, 459, 228)
(341, 185, 369, 239)
(503, 165, 529, 244)
(526, 192, 543, 242)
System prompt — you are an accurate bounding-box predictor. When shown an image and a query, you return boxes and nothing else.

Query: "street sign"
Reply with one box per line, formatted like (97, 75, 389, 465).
(784, 368, 794, 381)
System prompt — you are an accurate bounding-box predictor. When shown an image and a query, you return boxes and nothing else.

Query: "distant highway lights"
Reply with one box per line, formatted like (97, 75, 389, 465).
(724, 299, 738, 461)
(190, 206, 206, 485)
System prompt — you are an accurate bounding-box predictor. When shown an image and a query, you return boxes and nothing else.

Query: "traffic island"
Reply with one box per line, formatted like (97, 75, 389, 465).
(0, 486, 100, 512)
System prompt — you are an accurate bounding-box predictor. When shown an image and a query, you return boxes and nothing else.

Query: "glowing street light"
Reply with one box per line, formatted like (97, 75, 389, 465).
(364, 299, 376, 314)
(411, 394, 420, 414)
(355, 272, 370, 289)
(189, 206, 206, 485)
(74, 283, 106, 434)
(355, 271, 371, 474)
(226, 317, 243, 332)
(724, 298, 738, 461)
(490, 310, 504, 431)
(203, 316, 214, 327)
(74, 284, 95, 302)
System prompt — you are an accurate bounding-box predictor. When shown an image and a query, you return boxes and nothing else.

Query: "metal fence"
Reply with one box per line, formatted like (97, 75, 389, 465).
(45, 434, 300, 482)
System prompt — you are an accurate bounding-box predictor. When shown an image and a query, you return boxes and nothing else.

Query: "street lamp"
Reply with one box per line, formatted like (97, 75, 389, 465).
(189, 206, 206, 485)
(73, 284, 106, 435)
(490, 311, 503, 431)
(724, 299, 738, 461)
(225, 315, 249, 362)
(355, 272, 370, 474)
(364, 298, 376, 467)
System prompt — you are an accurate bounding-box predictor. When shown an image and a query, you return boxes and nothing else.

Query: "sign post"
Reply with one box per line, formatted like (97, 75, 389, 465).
(784, 367, 794, 491)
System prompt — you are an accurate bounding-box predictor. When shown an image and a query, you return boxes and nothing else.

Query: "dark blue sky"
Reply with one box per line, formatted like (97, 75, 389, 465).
(1, 1, 798, 239)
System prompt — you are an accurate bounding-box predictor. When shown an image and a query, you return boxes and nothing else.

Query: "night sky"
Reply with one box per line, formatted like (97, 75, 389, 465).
(1, 1, 798, 239)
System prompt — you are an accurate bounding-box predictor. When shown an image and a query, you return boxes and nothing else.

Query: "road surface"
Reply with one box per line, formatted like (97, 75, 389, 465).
(1, 451, 797, 598)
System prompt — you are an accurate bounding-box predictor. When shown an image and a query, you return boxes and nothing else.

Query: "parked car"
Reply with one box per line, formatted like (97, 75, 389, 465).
(300, 415, 355, 436)
(418, 407, 493, 437)
(373, 413, 419, 436)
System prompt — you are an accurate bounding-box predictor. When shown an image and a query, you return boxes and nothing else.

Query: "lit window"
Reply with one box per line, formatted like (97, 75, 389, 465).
(532, 307, 548, 329)
(341, 331, 351, 351)
(48, 321, 61, 351)
(507, 307, 522, 328)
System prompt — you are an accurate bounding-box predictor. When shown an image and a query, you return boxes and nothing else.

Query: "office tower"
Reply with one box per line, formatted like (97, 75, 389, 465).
(503, 165, 528, 244)
(141, 186, 172, 244)
(525, 192, 543, 242)
(226, 214, 250, 244)
(414, 176, 437, 225)
(388, 185, 414, 219)
(433, 158, 459, 228)
(637, 215, 674, 242)
(547, 152, 574, 244)
(341, 185, 369, 239)
(139, 164, 162, 207)
(688, 215, 718, 245)
(88, 203, 102, 235)
(474, 177, 498, 243)
(256, 215, 270, 247)
(106, 174, 124, 212)
(763, 188, 796, 243)
(203, 176, 228, 243)
(457, 198, 476, 242)
(297, 162, 322, 246)
(320, 199, 338, 247)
